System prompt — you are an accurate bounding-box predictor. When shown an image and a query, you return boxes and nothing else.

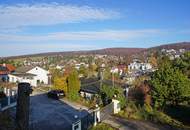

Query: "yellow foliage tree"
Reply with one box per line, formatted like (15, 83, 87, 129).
(53, 76, 68, 95)
(149, 55, 157, 67)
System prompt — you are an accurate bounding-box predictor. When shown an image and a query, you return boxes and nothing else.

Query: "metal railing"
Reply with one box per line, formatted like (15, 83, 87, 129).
(0, 88, 17, 111)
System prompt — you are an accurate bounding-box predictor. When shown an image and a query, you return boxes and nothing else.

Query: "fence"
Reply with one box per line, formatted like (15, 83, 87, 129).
(0, 88, 17, 111)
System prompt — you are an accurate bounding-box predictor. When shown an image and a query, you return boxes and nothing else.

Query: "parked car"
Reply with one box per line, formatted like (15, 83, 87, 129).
(47, 90, 65, 100)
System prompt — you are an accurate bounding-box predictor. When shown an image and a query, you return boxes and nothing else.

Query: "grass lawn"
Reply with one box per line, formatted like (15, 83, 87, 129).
(164, 105, 190, 126)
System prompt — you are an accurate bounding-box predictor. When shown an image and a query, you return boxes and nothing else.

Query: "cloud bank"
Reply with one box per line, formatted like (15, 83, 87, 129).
(0, 3, 119, 29)
(0, 29, 161, 42)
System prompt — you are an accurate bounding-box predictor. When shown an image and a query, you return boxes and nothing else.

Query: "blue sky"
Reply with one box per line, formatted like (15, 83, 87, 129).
(0, 0, 190, 56)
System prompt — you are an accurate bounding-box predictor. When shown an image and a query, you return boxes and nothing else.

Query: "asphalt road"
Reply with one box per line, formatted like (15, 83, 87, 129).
(29, 90, 89, 130)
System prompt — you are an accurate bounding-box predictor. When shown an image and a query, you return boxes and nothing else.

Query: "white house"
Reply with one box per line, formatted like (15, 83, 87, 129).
(8, 73, 37, 87)
(27, 66, 50, 84)
(128, 62, 152, 71)
(8, 66, 50, 87)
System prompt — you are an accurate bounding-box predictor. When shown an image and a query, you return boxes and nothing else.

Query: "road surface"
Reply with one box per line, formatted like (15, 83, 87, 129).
(29, 89, 89, 130)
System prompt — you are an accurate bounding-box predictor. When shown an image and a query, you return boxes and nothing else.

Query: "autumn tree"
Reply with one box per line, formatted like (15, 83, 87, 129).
(67, 69, 81, 101)
(78, 65, 88, 77)
(148, 55, 157, 68)
(53, 76, 68, 94)
(50, 68, 63, 84)
(88, 63, 98, 77)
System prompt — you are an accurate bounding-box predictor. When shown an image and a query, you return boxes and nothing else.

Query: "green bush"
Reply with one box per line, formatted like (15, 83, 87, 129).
(90, 123, 116, 130)
(100, 85, 126, 108)
(117, 101, 188, 129)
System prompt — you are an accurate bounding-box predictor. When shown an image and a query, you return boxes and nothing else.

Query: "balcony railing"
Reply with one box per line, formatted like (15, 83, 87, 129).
(0, 88, 17, 111)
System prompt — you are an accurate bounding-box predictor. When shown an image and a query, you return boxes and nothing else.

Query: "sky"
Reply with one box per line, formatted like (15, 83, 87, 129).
(0, 0, 190, 56)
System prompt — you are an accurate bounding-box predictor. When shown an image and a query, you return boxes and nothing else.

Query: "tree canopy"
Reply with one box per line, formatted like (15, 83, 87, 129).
(67, 69, 81, 101)
(53, 76, 68, 94)
(100, 85, 126, 108)
(150, 56, 190, 109)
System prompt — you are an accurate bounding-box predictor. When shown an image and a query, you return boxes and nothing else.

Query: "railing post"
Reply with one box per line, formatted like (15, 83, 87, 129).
(4, 87, 7, 94)
(112, 99, 120, 114)
(0, 101, 2, 111)
(93, 104, 100, 126)
(7, 88, 10, 105)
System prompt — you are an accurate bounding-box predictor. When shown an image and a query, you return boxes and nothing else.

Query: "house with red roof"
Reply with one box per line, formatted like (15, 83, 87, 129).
(0, 64, 15, 82)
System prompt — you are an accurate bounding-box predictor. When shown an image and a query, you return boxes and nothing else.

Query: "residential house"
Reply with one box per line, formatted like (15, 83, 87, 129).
(128, 62, 152, 71)
(110, 65, 126, 76)
(8, 66, 51, 87)
(80, 85, 100, 100)
(0, 64, 15, 82)
(8, 73, 37, 87)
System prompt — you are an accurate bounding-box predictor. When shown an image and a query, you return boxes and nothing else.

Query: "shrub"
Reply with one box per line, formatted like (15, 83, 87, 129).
(90, 123, 116, 130)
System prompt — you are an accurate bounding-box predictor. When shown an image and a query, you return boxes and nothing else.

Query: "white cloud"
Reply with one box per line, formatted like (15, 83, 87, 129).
(0, 3, 119, 29)
(0, 43, 99, 57)
(0, 29, 162, 42)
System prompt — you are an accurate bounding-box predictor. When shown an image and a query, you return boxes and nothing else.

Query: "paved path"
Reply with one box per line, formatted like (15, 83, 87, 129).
(29, 89, 89, 130)
(103, 116, 179, 130)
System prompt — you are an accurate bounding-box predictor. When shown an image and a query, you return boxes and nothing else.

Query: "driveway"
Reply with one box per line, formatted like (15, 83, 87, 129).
(29, 90, 89, 130)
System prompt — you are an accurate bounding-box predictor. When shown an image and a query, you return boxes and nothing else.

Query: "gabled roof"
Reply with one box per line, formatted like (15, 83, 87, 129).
(16, 66, 35, 73)
(80, 84, 100, 94)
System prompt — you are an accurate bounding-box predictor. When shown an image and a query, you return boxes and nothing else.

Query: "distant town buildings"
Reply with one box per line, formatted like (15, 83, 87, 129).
(161, 48, 186, 60)
(128, 61, 152, 72)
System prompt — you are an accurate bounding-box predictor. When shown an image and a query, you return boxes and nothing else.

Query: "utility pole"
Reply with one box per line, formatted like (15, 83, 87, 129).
(100, 67, 104, 87)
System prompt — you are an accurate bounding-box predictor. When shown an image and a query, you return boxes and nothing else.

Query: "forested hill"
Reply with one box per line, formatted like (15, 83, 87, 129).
(1, 42, 190, 59)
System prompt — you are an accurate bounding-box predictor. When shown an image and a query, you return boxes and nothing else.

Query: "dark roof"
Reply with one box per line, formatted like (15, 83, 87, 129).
(16, 66, 35, 73)
(80, 84, 100, 94)
(10, 72, 36, 77)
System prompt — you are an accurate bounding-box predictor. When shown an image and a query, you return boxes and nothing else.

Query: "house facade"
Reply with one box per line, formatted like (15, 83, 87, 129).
(128, 62, 152, 71)
(27, 66, 50, 84)
(8, 73, 37, 87)
(8, 66, 50, 87)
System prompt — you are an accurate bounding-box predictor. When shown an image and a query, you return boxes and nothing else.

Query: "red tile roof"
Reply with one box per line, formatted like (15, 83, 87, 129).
(0, 64, 15, 75)
(5, 64, 15, 72)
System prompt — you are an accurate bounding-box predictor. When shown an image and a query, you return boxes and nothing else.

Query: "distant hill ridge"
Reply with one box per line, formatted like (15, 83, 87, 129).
(1, 42, 190, 59)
